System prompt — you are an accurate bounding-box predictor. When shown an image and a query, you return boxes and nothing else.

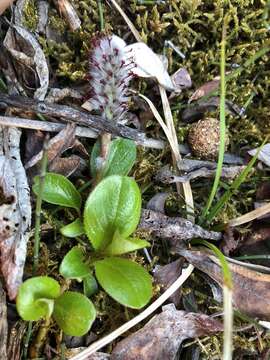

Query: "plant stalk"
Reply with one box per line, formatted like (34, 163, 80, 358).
(33, 135, 49, 275)
(29, 317, 51, 358)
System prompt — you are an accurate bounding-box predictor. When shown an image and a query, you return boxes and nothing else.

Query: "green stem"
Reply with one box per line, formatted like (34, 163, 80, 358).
(97, 0, 104, 31)
(29, 317, 51, 358)
(23, 321, 33, 359)
(33, 136, 49, 275)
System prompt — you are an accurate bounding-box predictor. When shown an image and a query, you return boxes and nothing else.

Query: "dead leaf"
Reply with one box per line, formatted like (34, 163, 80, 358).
(3, 25, 49, 100)
(125, 42, 175, 91)
(171, 67, 192, 93)
(25, 124, 87, 177)
(54, 0, 81, 31)
(179, 249, 270, 320)
(139, 209, 222, 250)
(50, 155, 81, 177)
(0, 127, 31, 300)
(0, 282, 7, 359)
(248, 144, 270, 167)
(238, 227, 270, 267)
(7, 321, 26, 360)
(146, 192, 170, 214)
(256, 181, 270, 201)
(188, 79, 220, 103)
(154, 258, 184, 306)
(24, 130, 45, 164)
(182, 97, 242, 123)
(111, 304, 223, 360)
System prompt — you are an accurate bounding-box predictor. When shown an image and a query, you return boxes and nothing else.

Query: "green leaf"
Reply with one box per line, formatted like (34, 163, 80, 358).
(60, 218, 85, 238)
(60, 246, 90, 280)
(53, 291, 96, 336)
(33, 173, 81, 212)
(104, 231, 150, 255)
(83, 274, 98, 297)
(104, 139, 136, 177)
(90, 139, 136, 179)
(94, 257, 152, 309)
(84, 175, 141, 250)
(16, 276, 60, 321)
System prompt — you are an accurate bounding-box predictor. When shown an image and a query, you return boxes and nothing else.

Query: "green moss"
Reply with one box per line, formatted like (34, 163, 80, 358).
(22, 0, 38, 31)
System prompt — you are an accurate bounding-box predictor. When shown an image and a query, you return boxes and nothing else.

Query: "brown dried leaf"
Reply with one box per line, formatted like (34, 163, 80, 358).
(50, 155, 81, 177)
(154, 258, 184, 306)
(139, 209, 222, 250)
(111, 304, 223, 360)
(188, 79, 220, 103)
(179, 249, 270, 320)
(3, 25, 49, 100)
(0, 127, 31, 300)
(25, 124, 86, 177)
(25, 123, 76, 169)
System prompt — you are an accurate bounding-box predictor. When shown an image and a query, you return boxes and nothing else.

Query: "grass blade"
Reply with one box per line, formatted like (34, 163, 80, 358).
(201, 22, 227, 220)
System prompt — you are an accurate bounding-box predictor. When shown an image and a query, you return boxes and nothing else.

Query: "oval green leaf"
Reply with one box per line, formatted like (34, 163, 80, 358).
(60, 246, 90, 280)
(104, 231, 150, 256)
(104, 138, 136, 177)
(53, 291, 96, 336)
(84, 175, 141, 250)
(33, 173, 81, 212)
(94, 257, 152, 309)
(60, 218, 85, 238)
(16, 276, 60, 321)
(90, 139, 136, 179)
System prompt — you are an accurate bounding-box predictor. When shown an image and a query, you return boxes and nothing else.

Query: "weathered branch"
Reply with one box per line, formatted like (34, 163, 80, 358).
(0, 94, 164, 149)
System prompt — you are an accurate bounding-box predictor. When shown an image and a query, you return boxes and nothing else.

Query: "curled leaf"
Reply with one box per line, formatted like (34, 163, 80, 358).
(125, 42, 175, 91)
(16, 277, 60, 321)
